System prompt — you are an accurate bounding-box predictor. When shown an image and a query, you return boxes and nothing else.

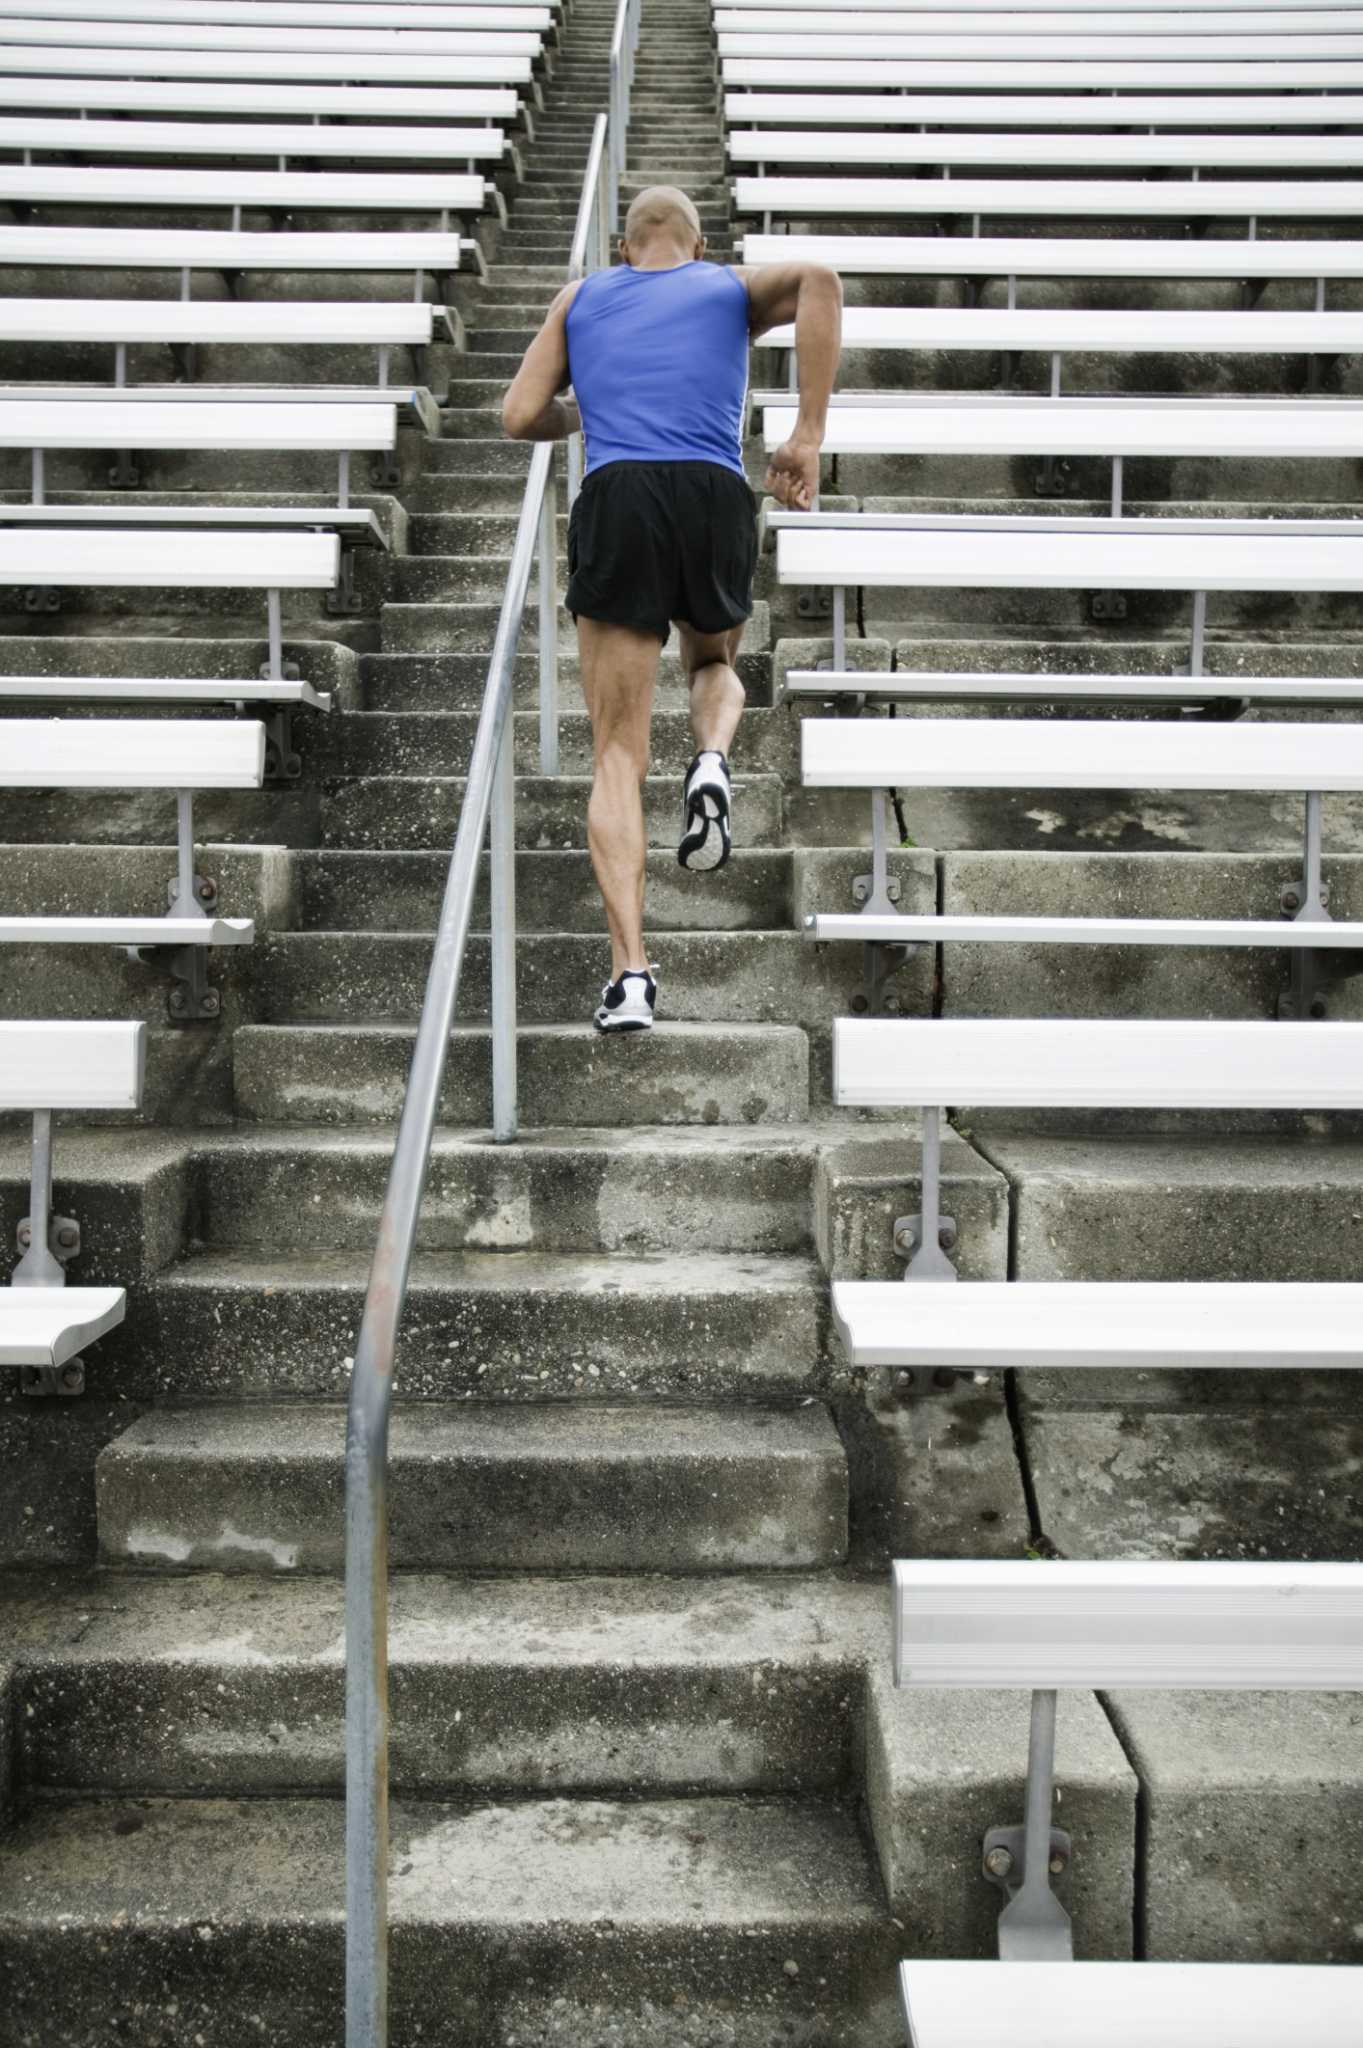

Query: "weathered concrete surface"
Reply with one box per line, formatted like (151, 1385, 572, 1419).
(0, 1384, 144, 1566)
(840, 1374, 1032, 1569)
(97, 1401, 849, 1573)
(864, 1666, 1137, 1961)
(940, 851, 1363, 1023)
(0, 1793, 901, 2048)
(0, 1126, 190, 1285)
(233, 1020, 812, 1127)
(103, 1248, 830, 1401)
(815, 1127, 1010, 1283)
(10, 1570, 879, 1798)
(1025, 1406, 1363, 1562)
(190, 1124, 819, 1256)
(1109, 1690, 1363, 1962)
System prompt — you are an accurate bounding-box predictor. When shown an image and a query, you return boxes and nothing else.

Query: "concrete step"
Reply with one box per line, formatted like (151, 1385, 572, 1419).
(319, 770, 786, 850)
(0, 1793, 899, 2046)
(254, 925, 933, 1031)
(233, 1020, 811, 1126)
(108, 1247, 828, 1399)
(16, 1570, 873, 1794)
(379, 589, 772, 653)
(181, 1123, 824, 1255)
(359, 644, 773, 711)
(313, 705, 797, 779)
(98, 1402, 848, 1574)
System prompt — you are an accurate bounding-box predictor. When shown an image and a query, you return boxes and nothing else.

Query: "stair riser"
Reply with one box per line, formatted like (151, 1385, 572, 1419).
(319, 773, 784, 849)
(314, 706, 797, 779)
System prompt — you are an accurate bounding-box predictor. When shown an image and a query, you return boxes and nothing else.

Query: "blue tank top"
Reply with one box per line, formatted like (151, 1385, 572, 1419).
(565, 260, 750, 479)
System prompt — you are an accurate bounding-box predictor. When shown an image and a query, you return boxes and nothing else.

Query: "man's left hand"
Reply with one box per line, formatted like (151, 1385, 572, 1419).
(764, 437, 820, 512)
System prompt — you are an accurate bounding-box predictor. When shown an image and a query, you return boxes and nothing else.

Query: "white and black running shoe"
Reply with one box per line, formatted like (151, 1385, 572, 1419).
(677, 749, 732, 873)
(593, 967, 657, 1034)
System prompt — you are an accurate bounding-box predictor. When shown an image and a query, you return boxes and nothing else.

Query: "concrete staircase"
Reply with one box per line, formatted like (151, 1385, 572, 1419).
(0, 0, 1361, 2034)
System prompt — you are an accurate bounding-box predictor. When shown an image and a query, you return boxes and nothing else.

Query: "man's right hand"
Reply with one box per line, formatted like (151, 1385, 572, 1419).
(764, 436, 821, 512)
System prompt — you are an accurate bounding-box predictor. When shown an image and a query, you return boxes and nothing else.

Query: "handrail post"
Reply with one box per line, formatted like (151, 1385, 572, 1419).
(490, 708, 518, 1144)
(539, 454, 559, 776)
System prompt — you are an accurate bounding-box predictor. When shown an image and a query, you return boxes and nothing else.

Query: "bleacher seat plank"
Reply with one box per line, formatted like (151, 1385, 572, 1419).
(0, 398, 396, 449)
(2, 716, 264, 789)
(0, 299, 445, 347)
(723, 56, 1363, 84)
(0, 19, 543, 56)
(729, 0, 1363, 11)
(726, 89, 1363, 125)
(0, 1019, 145, 1108)
(735, 174, 1363, 220)
(0, 48, 535, 83)
(0, 78, 521, 118)
(720, 26, 1363, 52)
(0, 116, 507, 163)
(781, 668, 1363, 707)
(730, 128, 1363, 169)
(892, 1557, 1363, 1686)
(0, 1289, 128, 1369)
(755, 306, 1363, 360)
(778, 522, 1363, 592)
(0, 164, 488, 214)
(0, 226, 471, 274)
(0, 509, 384, 554)
(900, 1960, 1363, 2048)
(718, 6, 1363, 29)
(838, 1277, 1363, 1370)
(0, 528, 338, 588)
(764, 396, 1363, 459)
(0, 673, 331, 708)
(5, 383, 436, 429)
(834, 1014, 1363, 1107)
(811, 909, 1363, 947)
(739, 231, 1363, 280)
(803, 713, 1363, 792)
(18, 0, 551, 22)
(0, 914, 254, 944)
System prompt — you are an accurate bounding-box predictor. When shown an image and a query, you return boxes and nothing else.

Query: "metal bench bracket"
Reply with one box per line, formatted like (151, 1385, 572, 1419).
(985, 1688, 1075, 1963)
(12, 1108, 85, 1397)
(894, 1104, 959, 1283)
(1279, 789, 1334, 1021)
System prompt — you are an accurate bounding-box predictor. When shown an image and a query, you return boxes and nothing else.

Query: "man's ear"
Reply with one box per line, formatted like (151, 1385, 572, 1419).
(695, 234, 707, 261)
(619, 236, 634, 267)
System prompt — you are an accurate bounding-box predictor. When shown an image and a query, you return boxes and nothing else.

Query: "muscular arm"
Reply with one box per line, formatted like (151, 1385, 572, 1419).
(501, 281, 583, 442)
(737, 260, 843, 511)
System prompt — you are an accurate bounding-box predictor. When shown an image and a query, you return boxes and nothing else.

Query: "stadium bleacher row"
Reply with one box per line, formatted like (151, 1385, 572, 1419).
(0, 0, 1360, 2040)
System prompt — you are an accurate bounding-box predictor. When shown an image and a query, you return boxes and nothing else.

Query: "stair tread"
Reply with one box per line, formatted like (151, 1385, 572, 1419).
(159, 1247, 823, 1292)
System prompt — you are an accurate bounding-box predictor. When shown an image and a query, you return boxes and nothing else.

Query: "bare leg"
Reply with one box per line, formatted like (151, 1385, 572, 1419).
(578, 615, 662, 978)
(678, 621, 746, 756)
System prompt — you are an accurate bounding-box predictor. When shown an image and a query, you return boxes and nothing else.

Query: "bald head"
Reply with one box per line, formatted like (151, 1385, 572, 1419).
(621, 185, 705, 266)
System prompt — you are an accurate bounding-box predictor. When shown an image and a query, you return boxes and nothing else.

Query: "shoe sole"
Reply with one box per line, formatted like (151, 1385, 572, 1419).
(593, 1014, 654, 1034)
(678, 787, 731, 873)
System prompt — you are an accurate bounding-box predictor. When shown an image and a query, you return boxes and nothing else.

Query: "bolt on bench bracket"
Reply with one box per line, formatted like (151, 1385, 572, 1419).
(894, 1104, 958, 1283)
(13, 1108, 85, 1398)
(984, 1687, 1075, 1963)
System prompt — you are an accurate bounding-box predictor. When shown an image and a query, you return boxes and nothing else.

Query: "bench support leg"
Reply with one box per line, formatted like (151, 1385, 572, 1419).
(262, 588, 301, 687)
(893, 1105, 958, 1282)
(984, 1688, 1074, 1962)
(13, 1110, 85, 1397)
(1279, 789, 1333, 1022)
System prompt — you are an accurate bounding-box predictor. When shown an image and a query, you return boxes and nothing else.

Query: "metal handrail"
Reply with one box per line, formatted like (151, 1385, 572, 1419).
(567, 109, 611, 506)
(607, 0, 642, 230)
(343, 78, 630, 2048)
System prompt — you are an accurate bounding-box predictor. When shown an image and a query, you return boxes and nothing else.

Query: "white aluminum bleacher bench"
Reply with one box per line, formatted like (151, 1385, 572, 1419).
(0, 79, 526, 127)
(801, 713, 1363, 1019)
(728, 129, 1363, 171)
(832, 1013, 1363, 1282)
(782, 668, 1363, 713)
(892, 1558, 1363, 2002)
(721, 56, 1363, 87)
(725, 0, 1363, 11)
(0, 226, 483, 294)
(0, 47, 540, 94)
(0, 165, 500, 232)
(737, 233, 1363, 312)
(0, 21, 545, 60)
(0, 300, 451, 417)
(1, 1020, 144, 1395)
(18, 1, 555, 18)
(2, 719, 262, 1018)
(753, 309, 1363, 400)
(734, 175, 1363, 234)
(0, 397, 401, 505)
(726, 89, 1363, 127)
(0, 115, 511, 170)
(717, 5, 1363, 29)
(718, 28, 1363, 54)
(760, 395, 1363, 514)
(0, 525, 337, 689)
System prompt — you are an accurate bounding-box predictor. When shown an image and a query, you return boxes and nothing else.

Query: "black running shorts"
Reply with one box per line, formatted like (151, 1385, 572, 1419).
(565, 458, 759, 646)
